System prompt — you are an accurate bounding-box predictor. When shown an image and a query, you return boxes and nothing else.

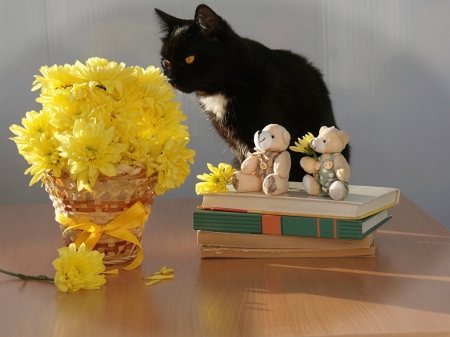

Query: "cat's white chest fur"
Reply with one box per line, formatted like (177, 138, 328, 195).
(198, 94, 228, 120)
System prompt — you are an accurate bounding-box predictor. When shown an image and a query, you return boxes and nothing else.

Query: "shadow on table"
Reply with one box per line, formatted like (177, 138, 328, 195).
(196, 228, 450, 318)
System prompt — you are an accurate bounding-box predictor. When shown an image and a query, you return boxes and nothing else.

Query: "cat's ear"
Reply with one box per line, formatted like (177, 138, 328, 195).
(155, 8, 191, 36)
(195, 5, 222, 37)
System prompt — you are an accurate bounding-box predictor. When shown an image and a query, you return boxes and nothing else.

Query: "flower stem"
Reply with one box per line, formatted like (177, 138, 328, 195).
(0, 268, 54, 282)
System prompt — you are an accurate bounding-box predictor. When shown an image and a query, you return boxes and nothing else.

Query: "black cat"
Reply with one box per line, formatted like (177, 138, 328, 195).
(155, 4, 349, 182)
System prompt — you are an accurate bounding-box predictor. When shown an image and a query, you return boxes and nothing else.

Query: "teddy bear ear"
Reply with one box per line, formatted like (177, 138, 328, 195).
(319, 126, 329, 133)
(282, 129, 291, 144)
(337, 130, 350, 144)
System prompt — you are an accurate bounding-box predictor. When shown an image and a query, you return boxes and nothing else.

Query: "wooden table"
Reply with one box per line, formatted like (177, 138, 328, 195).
(0, 196, 449, 337)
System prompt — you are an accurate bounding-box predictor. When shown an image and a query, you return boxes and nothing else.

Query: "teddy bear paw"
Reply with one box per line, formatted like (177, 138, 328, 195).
(302, 175, 320, 196)
(232, 173, 239, 190)
(329, 181, 348, 201)
(262, 175, 277, 195)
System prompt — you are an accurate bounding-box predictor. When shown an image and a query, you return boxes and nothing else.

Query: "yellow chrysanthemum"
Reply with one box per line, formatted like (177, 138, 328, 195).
(70, 83, 90, 101)
(52, 243, 106, 292)
(120, 137, 155, 169)
(110, 122, 132, 145)
(141, 76, 176, 116)
(196, 163, 236, 195)
(57, 119, 126, 191)
(89, 86, 143, 129)
(9, 110, 55, 154)
(289, 132, 318, 158)
(71, 57, 135, 94)
(134, 65, 166, 87)
(32, 64, 80, 92)
(49, 100, 95, 133)
(141, 100, 189, 144)
(156, 138, 196, 195)
(23, 138, 65, 186)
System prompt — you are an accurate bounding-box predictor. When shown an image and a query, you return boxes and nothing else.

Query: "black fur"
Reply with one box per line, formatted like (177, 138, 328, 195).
(155, 4, 349, 182)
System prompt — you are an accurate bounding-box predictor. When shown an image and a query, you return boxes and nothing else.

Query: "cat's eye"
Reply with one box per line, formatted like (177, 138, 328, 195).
(185, 56, 195, 64)
(162, 59, 170, 69)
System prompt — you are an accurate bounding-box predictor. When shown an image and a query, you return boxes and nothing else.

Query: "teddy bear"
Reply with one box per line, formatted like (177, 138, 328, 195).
(232, 124, 291, 196)
(300, 126, 350, 201)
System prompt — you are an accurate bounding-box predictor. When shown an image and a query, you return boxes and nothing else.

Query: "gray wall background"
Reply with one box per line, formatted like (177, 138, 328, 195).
(1, 0, 449, 230)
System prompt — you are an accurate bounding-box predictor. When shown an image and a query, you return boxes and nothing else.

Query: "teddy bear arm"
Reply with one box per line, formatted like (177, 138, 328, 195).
(300, 156, 317, 174)
(240, 155, 259, 174)
(334, 155, 351, 181)
(273, 151, 291, 178)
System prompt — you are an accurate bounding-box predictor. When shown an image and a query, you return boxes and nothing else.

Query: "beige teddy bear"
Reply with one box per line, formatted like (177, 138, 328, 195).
(300, 126, 350, 201)
(232, 124, 291, 196)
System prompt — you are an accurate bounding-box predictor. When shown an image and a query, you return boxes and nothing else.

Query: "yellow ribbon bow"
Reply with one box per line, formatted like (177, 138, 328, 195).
(56, 201, 149, 270)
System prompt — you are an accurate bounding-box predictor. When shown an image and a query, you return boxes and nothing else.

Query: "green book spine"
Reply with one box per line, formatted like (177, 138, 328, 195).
(193, 211, 262, 234)
(193, 210, 392, 239)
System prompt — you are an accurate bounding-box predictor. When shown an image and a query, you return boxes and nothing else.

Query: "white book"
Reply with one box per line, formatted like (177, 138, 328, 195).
(200, 182, 400, 220)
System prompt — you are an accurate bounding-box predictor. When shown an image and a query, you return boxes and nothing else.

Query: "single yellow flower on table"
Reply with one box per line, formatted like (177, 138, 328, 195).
(1, 243, 113, 292)
(52, 243, 106, 293)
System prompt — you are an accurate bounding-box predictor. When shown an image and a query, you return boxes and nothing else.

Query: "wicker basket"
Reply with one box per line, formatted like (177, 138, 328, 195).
(44, 167, 157, 265)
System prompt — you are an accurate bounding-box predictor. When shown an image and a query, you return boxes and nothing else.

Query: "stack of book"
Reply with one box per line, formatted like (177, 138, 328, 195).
(193, 182, 400, 258)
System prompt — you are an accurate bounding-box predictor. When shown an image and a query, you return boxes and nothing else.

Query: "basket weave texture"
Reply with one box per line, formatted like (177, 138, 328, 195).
(44, 169, 157, 265)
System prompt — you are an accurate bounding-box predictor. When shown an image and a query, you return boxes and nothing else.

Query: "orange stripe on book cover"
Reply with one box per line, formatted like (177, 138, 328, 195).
(262, 215, 281, 235)
(313, 218, 337, 238)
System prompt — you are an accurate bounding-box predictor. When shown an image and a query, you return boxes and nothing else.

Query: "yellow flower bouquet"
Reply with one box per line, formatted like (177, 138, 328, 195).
(10, 57, 195, 194)
(9, 57, 196, 268)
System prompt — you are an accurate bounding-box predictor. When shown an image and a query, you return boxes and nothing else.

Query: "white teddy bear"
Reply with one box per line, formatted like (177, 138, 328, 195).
(232, 124, 291, 196)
